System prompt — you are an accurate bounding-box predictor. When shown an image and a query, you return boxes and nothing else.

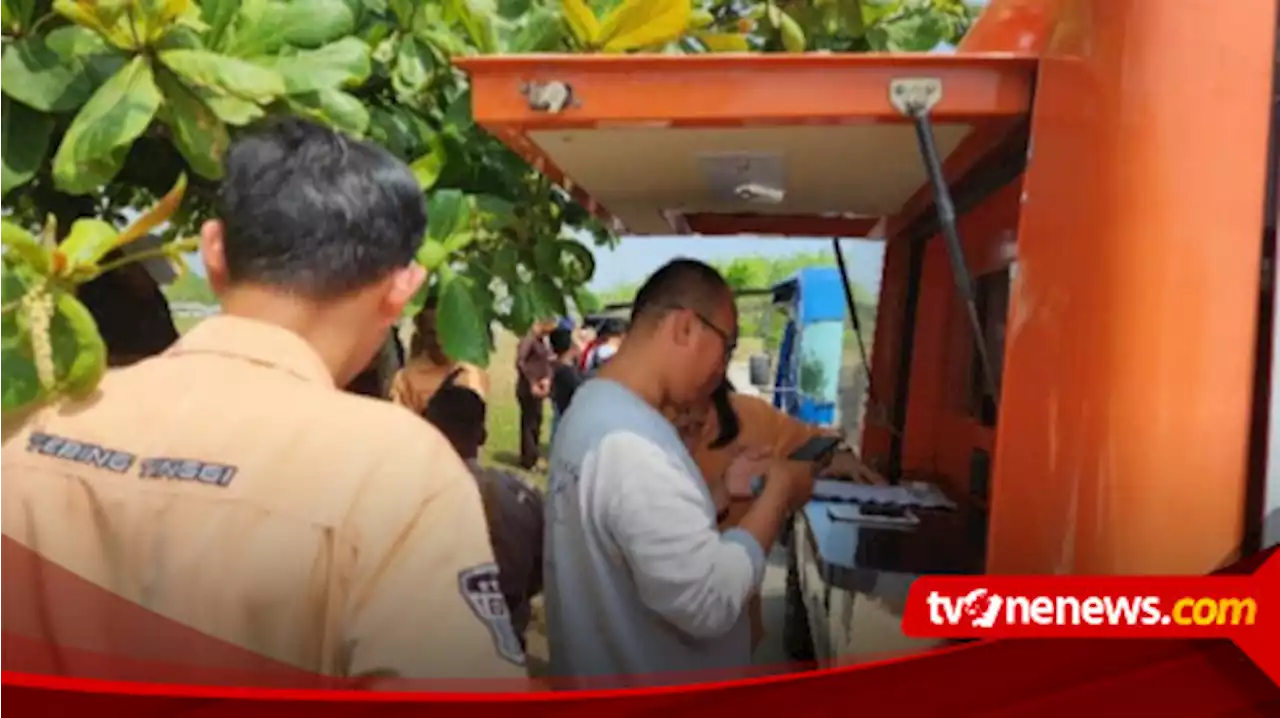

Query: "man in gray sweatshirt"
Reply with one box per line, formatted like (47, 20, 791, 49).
(544, 259, 815, 688)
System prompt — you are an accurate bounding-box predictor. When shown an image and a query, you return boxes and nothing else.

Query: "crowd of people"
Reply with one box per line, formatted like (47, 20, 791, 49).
(1, 119, 881, 690)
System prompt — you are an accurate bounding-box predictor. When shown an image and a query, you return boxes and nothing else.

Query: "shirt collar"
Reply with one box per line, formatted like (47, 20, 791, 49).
(166, 315, 335, 387)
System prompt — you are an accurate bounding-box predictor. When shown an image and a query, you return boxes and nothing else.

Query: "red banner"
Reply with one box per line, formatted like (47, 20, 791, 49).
(3, 540, 1278, 714)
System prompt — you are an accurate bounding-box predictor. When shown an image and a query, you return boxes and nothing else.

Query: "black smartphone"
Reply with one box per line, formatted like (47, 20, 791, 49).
(787, 435, 842, 463)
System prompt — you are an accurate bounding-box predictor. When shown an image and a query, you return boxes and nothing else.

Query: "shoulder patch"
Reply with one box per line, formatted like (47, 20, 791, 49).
(457, 564, 526, 667)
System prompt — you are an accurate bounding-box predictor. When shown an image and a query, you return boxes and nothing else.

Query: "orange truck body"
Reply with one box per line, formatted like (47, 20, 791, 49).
(459, 0, 1279, 580)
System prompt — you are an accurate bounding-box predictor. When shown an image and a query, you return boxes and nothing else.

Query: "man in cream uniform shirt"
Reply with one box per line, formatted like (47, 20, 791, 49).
(1, 118, 526, 688)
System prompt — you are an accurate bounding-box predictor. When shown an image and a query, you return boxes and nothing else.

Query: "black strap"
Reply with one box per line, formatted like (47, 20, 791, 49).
(441, 366, 465, 389)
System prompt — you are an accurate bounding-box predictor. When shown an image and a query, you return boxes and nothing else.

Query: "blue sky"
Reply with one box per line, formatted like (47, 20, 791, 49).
(588, 236, 885, 294)
(186, 237, 885, 294)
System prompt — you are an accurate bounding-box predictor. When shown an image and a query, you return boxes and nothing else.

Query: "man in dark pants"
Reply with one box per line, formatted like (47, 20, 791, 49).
(515, 319, 556, 470)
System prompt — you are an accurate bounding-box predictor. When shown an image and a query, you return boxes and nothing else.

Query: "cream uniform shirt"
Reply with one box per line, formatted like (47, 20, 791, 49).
(1, 315, 527, 685)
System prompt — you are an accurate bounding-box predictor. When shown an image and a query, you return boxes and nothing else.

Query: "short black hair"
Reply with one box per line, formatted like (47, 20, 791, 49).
(549, 327, 574, 354)
(424, 384, 486, 455)
(598, 317, 627, 340)
(217, 117, 426, 298)
(630, 258, 732, 330)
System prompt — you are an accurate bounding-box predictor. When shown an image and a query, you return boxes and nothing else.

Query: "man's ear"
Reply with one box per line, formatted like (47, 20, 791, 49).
(669, 309, 696, 349)
(200, 220, 230, 295)
(383, 263, 427, 320)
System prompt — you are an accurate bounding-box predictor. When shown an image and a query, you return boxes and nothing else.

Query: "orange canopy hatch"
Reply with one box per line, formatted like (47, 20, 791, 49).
(457, 53, 1037, 238)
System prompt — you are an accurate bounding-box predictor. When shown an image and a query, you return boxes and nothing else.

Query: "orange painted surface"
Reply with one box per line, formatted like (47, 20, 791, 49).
(960, 0, 1063, 54)
(681, 214, 879, 238)
(459, 53, 1037, 235)
(459, 0, 1277, 579)
(986, 0, 1277, 575)
(906, 181, 1022, 500)
(460, 54, 1036, 130)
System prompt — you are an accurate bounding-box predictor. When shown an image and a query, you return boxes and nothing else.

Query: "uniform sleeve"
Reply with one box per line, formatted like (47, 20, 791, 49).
(342, 449, 528, 686)
(600, 433, 766, 640)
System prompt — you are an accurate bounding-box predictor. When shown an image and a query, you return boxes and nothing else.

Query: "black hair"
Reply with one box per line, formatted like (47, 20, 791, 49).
(217, 117, 426, 299)
(706, 378, 741, 449)
(630, 258, 732, 330)
(75, 259, 178, 364)
(424, 384, 487, 456)
(549, 326, 574, 354)
(597, 317, 627, 340)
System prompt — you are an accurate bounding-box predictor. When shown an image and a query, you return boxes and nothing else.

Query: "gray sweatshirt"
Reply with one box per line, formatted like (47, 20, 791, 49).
(543, 379, 767, 687)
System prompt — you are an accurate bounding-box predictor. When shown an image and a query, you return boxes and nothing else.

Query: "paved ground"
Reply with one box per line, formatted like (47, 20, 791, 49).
(727, 361, 762, 398)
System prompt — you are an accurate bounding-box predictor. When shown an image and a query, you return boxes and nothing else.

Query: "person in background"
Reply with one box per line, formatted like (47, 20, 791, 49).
(548, 326, 583, 440)
(388, 296, 489, 412)
(1, 118, 527, 687)
(515, 318, 557, 470)
(425, 384, 545, 649)
(345, 330, 404, 399)
(544, 259, 815, 687)
(76, 257, 180, 367)
(582, 318, 626, 373)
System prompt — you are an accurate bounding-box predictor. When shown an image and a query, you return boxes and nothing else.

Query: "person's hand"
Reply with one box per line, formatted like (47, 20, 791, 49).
(724, 445, 772, 499)
(532, 377, 552, 398)
(823, 450, 888, 485)
(762, 461, 816, 514)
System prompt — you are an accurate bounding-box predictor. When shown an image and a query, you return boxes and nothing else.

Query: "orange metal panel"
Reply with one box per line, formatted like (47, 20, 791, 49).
(960, 0, 1064, 54)
(458, 53, 1038, 236)
(986, 0, 1277, 575)
(681, 213, 880, 238)
(460, 54, 1037, 130)
(895, 181, 1021, 500)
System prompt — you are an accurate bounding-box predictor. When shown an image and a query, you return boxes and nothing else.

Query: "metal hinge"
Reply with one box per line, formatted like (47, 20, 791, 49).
(889, 77, 943, 116)
(521, 80, 577, 114)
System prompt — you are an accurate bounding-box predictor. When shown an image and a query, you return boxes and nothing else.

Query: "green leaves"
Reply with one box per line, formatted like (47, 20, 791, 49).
(1, 0, 621, 386)
(52, 55, 163, 195)
(1, 34, 97, 113)
(564, 0, 691, 52)
(158, 49, 286, 103)
(427, 189, 471, 245)
(280, 0, 358, 48)
(409, 135, 446, 190)
(155, 69, 230, 179)
(0, 171, 189, 417)
(285, 88, 370, 136)
(1, 98, 54, 198)
(264, 36, 372, 94)
(436, 267, 489, 366)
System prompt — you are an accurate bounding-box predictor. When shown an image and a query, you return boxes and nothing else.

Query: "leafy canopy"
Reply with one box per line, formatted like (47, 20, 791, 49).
(1, 0, 978, 419)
